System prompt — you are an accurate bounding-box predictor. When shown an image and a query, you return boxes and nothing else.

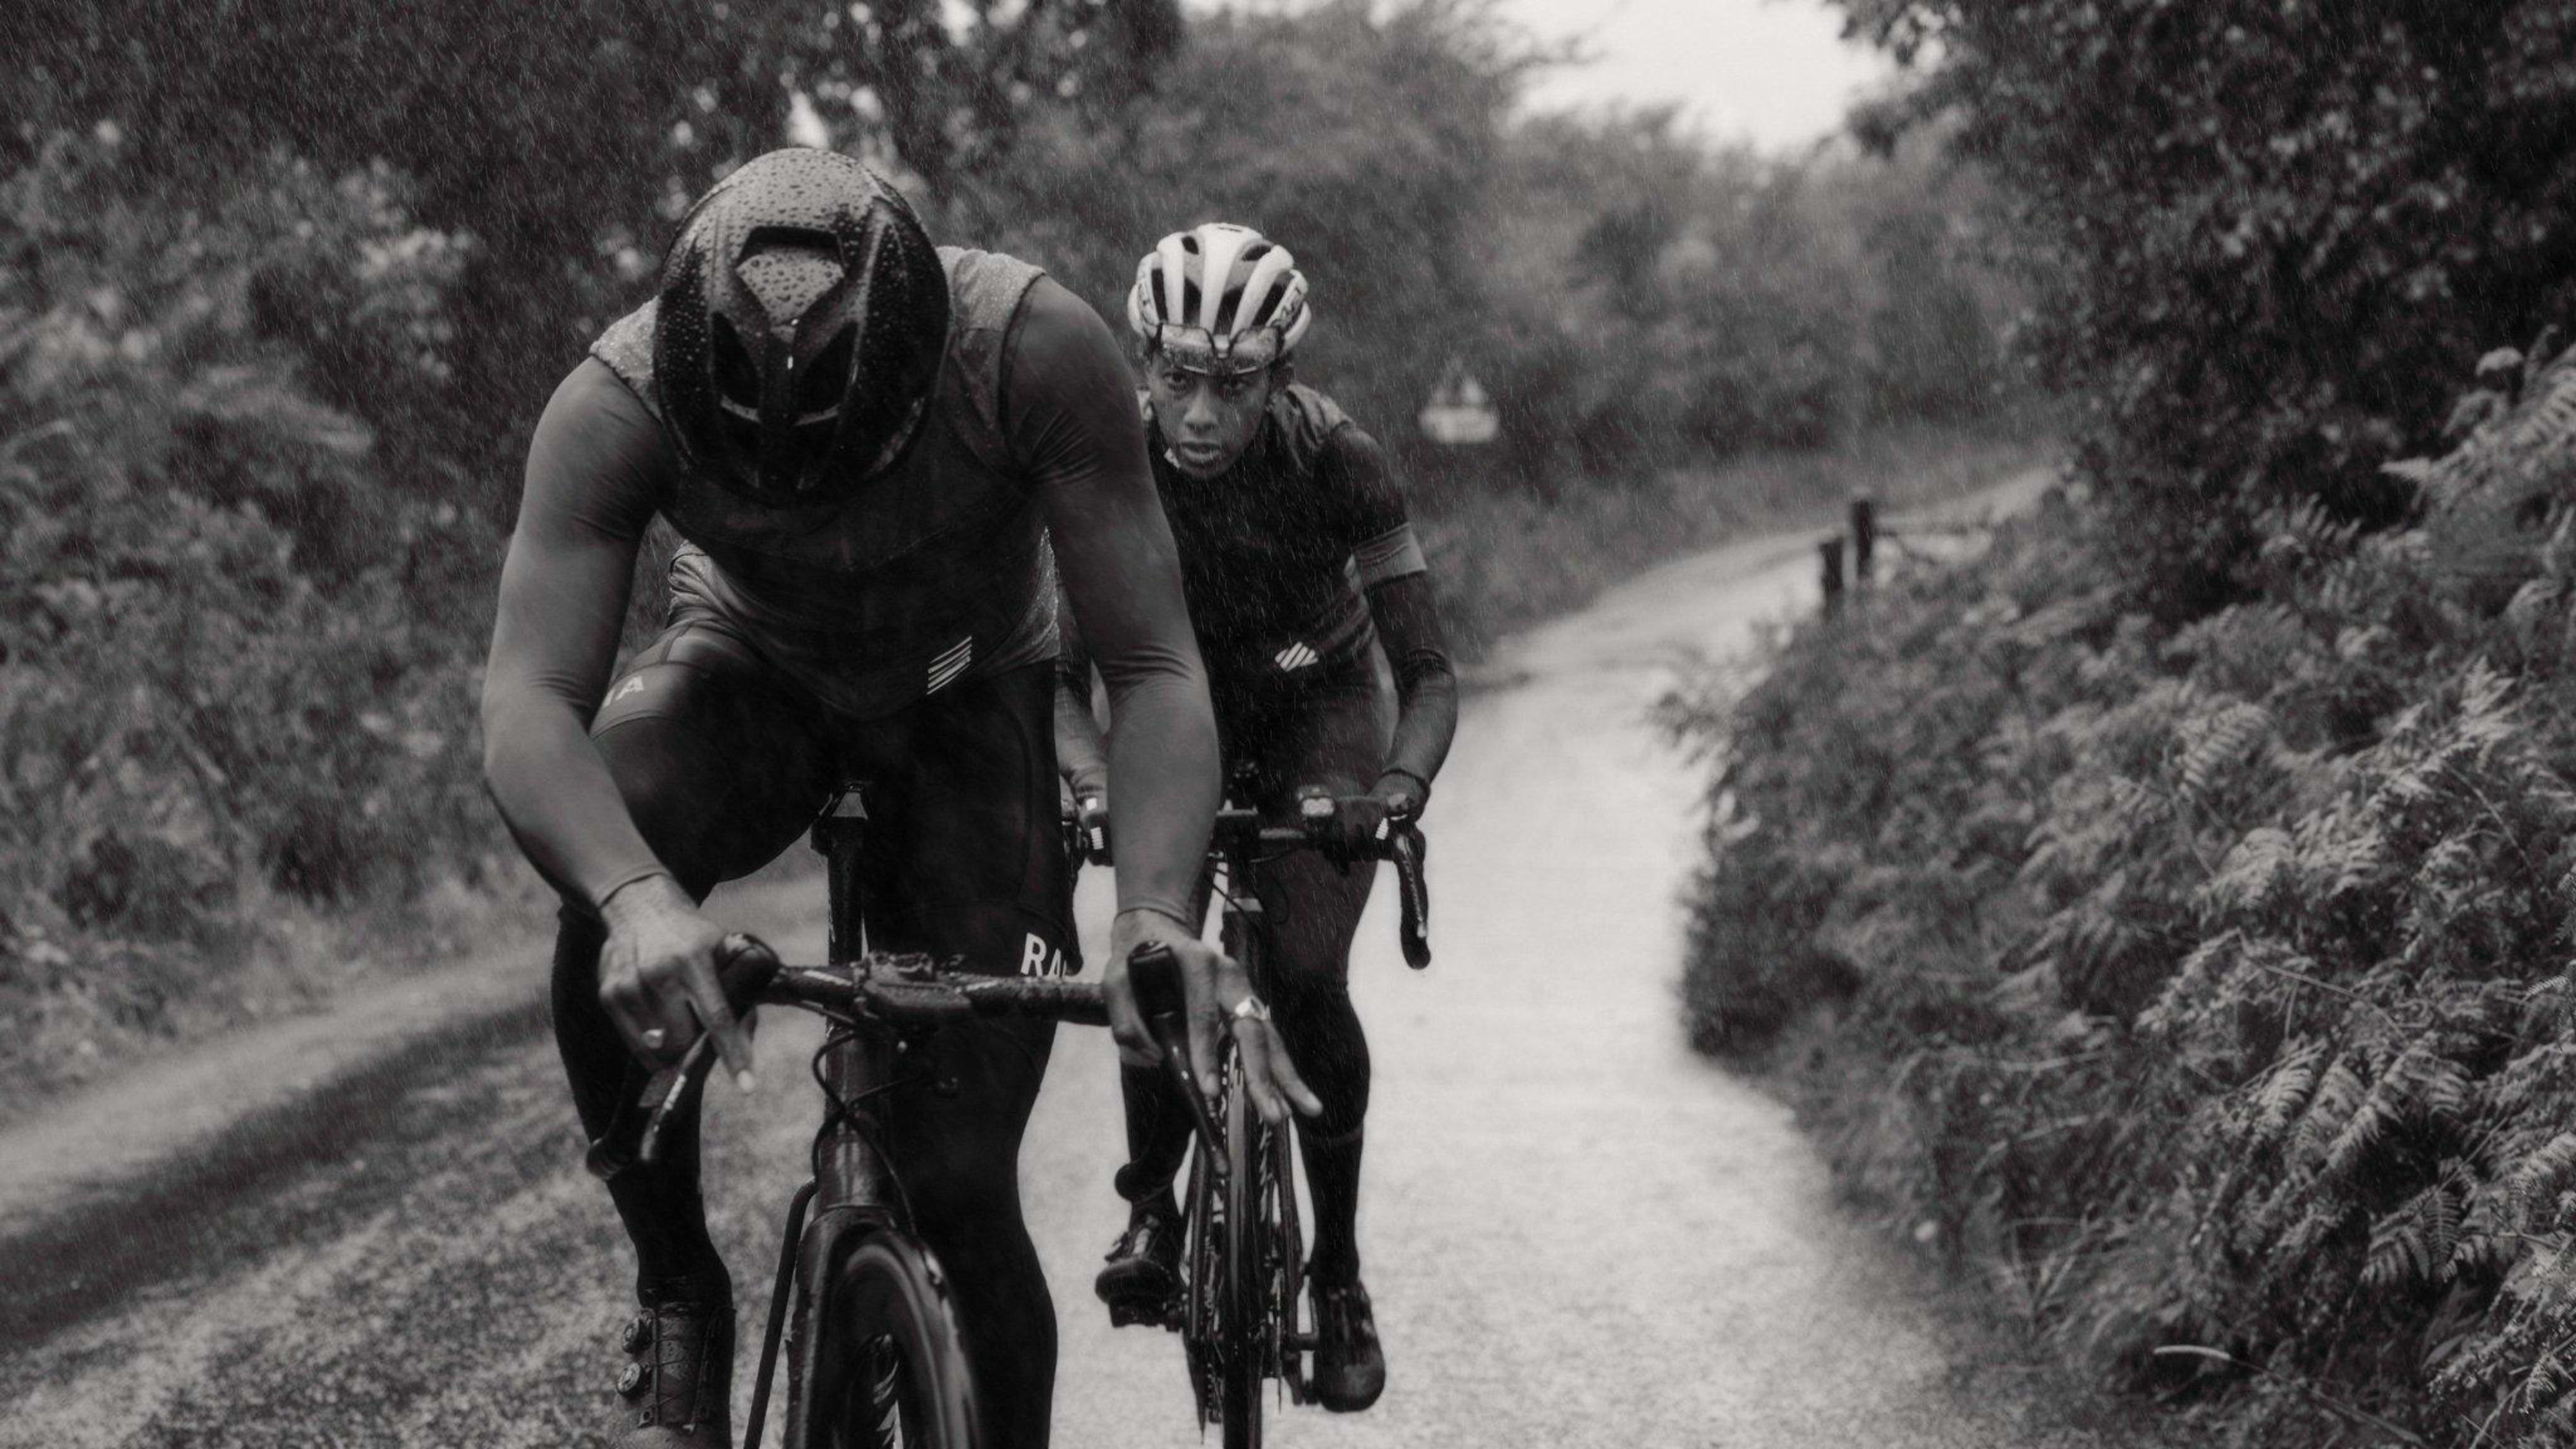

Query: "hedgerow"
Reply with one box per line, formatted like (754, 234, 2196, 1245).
(0, 134, 499, 1094)
(1679, 341, 2576, 1444)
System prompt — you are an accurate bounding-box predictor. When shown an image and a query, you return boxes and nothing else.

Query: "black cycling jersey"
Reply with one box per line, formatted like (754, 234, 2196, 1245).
(1060, 382, 1456, 806)
(1145, 383, 1427, 685)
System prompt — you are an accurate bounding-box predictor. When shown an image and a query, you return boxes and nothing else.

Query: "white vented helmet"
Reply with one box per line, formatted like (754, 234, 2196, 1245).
(1127, 222, 1312, 369)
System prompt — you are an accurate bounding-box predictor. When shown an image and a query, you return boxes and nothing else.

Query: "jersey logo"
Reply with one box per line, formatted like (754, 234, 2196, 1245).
(927, 636, 974, 694)
(1274, 641, 1320, 673)
(1019, 932, 1073, 978)
(605, 674, 648, 706)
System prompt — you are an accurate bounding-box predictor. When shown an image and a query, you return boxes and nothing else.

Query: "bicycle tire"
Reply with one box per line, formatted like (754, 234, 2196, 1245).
(1221, 1051, 1267, 1449)
(807, 1233, 978, 1449)
(1183, 1126, 1222, 1425)
(1269, 1117, 1307, 1403)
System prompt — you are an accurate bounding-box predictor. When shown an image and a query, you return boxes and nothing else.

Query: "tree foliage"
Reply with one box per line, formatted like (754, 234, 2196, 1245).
(1833, 0, 2576, 611)
(0, 0, 2031, 1094)
(6, 0, 1186, 517)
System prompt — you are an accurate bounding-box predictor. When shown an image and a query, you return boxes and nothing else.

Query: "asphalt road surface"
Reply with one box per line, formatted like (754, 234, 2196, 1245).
(4, 477, 2137, 1448)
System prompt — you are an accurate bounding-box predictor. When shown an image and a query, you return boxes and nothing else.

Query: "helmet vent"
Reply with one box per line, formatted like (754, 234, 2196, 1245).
(735, 227, 844, 324)
(799, 325, 856, 419)
(710, 314, 762, 409)
(743, 224, 838, 255)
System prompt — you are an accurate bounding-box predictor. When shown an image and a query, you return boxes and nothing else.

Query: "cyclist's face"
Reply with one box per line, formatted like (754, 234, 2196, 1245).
(1147, 354, 1278, 479)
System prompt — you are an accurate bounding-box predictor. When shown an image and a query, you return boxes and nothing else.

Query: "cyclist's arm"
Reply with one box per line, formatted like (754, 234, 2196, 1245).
(1052, 589, 1111, 801)
(1329, 424, 1459, 797)
(1367, 571, 1458, 793)
(1011, 279, 1218, 924)
(479, 359, 672, 912)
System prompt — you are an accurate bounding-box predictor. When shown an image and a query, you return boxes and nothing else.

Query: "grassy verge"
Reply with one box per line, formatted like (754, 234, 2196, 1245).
(1421, 419, 2057, 660)
(1, 862, 554, 1130)
(1671, 348, 2576, 1447)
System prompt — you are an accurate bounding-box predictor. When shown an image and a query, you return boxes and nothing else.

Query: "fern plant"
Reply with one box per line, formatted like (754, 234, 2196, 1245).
(1681, 339, 2576, 1446)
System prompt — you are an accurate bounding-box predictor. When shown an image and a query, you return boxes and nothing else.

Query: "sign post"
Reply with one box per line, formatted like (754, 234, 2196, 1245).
(1418, 359, 1498, 446)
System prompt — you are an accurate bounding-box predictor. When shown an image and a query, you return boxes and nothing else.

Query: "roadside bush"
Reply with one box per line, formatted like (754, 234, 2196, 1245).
(1678, 341, 2576, 1444)
(0, 133, 491, 1081)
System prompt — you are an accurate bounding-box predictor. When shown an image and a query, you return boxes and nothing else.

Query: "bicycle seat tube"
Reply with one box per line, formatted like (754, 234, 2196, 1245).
(806, 784, 900, 1215)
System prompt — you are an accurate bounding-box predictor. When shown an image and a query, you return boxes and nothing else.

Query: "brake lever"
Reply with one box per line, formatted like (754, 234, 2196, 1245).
(583, 934, 780, 1182)
(1128, 943, 1227, 1183)
(1390, 824, 1432, 969)
(585, 1036, 717, 1182)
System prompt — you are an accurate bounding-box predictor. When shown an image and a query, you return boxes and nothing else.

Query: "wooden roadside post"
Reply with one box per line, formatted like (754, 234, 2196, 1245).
(1850, 497, 1877, 585)
(1819, 536, 1846, 617)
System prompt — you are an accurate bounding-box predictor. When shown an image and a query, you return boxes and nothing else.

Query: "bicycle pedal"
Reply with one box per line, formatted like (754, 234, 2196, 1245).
(1106, 1298, 1161, 1329)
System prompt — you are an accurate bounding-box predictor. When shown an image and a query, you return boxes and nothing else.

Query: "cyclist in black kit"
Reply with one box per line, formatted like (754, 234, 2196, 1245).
(1057, 222, 1459, 1415)
(482, 155, 1314, 1449)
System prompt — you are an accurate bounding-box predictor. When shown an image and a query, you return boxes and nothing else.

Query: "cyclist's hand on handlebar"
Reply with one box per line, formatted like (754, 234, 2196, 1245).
(596, 874, 755, 1092)
(1106, 908, 1323, 1127)
(1104, 907, 1198, 1067)
(1296, 784, 1387, 871)
(1372, 768, 1429, 822)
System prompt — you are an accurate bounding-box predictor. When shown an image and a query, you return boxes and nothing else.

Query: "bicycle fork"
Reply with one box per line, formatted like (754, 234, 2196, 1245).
(743, 1180, 817, 1449)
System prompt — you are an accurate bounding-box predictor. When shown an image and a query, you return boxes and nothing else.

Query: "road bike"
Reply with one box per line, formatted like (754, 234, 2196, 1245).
(1077, 784, 1431, 1449)
(589, 783, 1139, 1449)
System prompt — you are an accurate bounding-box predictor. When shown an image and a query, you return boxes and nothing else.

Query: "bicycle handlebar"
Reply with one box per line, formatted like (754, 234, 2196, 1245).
(1066, 800, 1433, 969)
(586, 936, 1108, 1182)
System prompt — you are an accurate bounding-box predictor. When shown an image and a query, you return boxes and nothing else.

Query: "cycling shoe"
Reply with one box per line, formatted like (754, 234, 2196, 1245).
(611, 1293, 735, 1448)
(1094, 1201, 1183, 1327)
(1309, 1276, 1385, 1412)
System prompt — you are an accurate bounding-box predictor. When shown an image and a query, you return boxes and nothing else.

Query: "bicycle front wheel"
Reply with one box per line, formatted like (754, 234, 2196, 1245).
(1222, 1052, 1271, 1449)
(812, 1233, 978, 1449)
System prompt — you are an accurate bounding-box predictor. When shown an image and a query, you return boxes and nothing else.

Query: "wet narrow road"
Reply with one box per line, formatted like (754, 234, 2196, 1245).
(5, 479, 2119, 1448)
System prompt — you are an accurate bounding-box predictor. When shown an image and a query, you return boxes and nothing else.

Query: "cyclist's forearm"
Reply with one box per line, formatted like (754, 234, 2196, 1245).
(1053, 592, 1112, 799)
(482, 692, 670, 912)
(1383, 662, 1457, 791)
(1055, 667, 1112, 800)
(1099, 660, 1219, 922)
(1369, 572, 1458, 791)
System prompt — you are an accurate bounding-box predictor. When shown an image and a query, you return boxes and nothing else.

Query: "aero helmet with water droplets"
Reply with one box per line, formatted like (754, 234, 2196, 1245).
(652, 148, 949, 509)
(1126, 223, 1311, 372)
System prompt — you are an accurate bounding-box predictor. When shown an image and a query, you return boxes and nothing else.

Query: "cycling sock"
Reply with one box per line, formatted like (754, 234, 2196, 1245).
(1301, 1124, 1365, 1286)
(1115, 1063, 1195, 1204)
(1274, 982, 1370, 1287)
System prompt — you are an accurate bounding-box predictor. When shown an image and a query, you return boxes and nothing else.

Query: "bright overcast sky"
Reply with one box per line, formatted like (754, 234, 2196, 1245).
(1177, 1, 1896, 152)
(1492, 0, 1893, 150)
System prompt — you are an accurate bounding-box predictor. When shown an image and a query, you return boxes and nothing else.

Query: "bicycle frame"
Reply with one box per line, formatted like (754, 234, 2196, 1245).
(1133, 783, 1426, 1441)
(1208, 807, 1312, 1407)
(591, 781, 1114, 1449)
(754, 783, 920, 1449)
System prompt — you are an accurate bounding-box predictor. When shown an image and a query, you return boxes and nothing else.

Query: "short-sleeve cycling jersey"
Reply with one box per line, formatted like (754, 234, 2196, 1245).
(1146, 383, 1428, 686)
